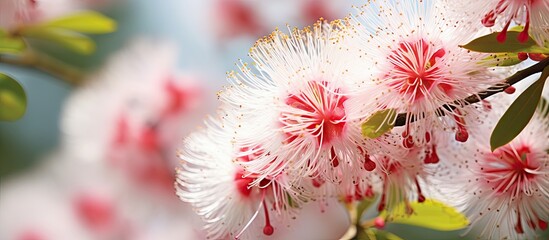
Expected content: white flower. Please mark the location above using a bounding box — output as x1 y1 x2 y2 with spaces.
455 0 549 46
437 96 549 239
61 39 206 199
346 0 503 146
176 116 308 240
218 20 386 189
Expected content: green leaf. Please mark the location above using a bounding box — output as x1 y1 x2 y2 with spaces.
42 11 116 34
490 66 549 151
356 196 377 222
0 72 27 121
362 109 396 139
0 29 26 54
380 199 469 231
481 53 523 67
21 27 95 54
356 228 403 240
461 31 548 53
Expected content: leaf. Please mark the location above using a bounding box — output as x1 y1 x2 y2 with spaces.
21 27 95 54
362 109 396 139
481 53 523 67
380 199 469 231
42 11 116 34
356 196 376 222
356 228 403 240
490 66 549 151
0 29 26 54
0 72 27 121
461 31 548 53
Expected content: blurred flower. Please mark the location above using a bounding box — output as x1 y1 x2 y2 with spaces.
347 0 503 145
61 39 209 201
0 0 81 29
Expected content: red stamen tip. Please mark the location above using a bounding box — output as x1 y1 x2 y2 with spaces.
518 31 529 43
496 32 507 43
539 220 548 230
455 128 469 142
403 136 414 148
504 86 516 94
374 217 385 229
263 225 274 236
517 52 528 61
364 159 376 171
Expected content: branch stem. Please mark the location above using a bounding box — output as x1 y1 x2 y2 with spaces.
0 52 85 86
394 57 549 126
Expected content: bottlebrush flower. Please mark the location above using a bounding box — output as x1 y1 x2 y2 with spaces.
218 20 387 189
176 116 308 240
455 0 549 46
61 39 206 199
366 131 445 212
347 0 503 146
436 97 549 239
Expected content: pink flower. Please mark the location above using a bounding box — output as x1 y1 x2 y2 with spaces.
218 21 386 189
176 116 308 240
437 97 549 239
347 0 503 146
462 0 549 45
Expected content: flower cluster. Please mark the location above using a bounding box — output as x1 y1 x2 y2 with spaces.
176 0 549 239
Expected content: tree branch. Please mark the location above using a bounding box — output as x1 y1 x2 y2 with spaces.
0 52 85 86
394 57 549 126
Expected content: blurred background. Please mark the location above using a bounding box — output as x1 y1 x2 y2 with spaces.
1 0 547 239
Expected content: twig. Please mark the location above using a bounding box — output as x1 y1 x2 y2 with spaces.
394 58 549 126
0 52 85 86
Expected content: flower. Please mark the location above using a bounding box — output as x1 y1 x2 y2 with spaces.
61 39 206 199
176 116 308 240
436 97 549 239
218 20 386 189
0 0 81 30
347 0 503 145
458 0 549 45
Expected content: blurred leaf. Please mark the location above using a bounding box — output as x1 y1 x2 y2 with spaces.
42 11 117 34
356 228 403 240
380 199 469 231
0 72 27 121
491 66 549 151
481 53 523 67
362 109 396 139
356 197 376 222
461 31 548 53
0 29 26 54
21 27 95 54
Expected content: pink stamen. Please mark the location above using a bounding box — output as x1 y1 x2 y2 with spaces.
262 200 274 236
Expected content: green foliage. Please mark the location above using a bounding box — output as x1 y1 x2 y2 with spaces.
356 197 376 222
461 31 548 53
361 109 396 139
481 52 523 67
17 11 116 55
0 29 26 54
490 66 549 151
21 27 96 54
356 228 403 240
380 199 469 231
41 11 117 33
0 72 27 121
